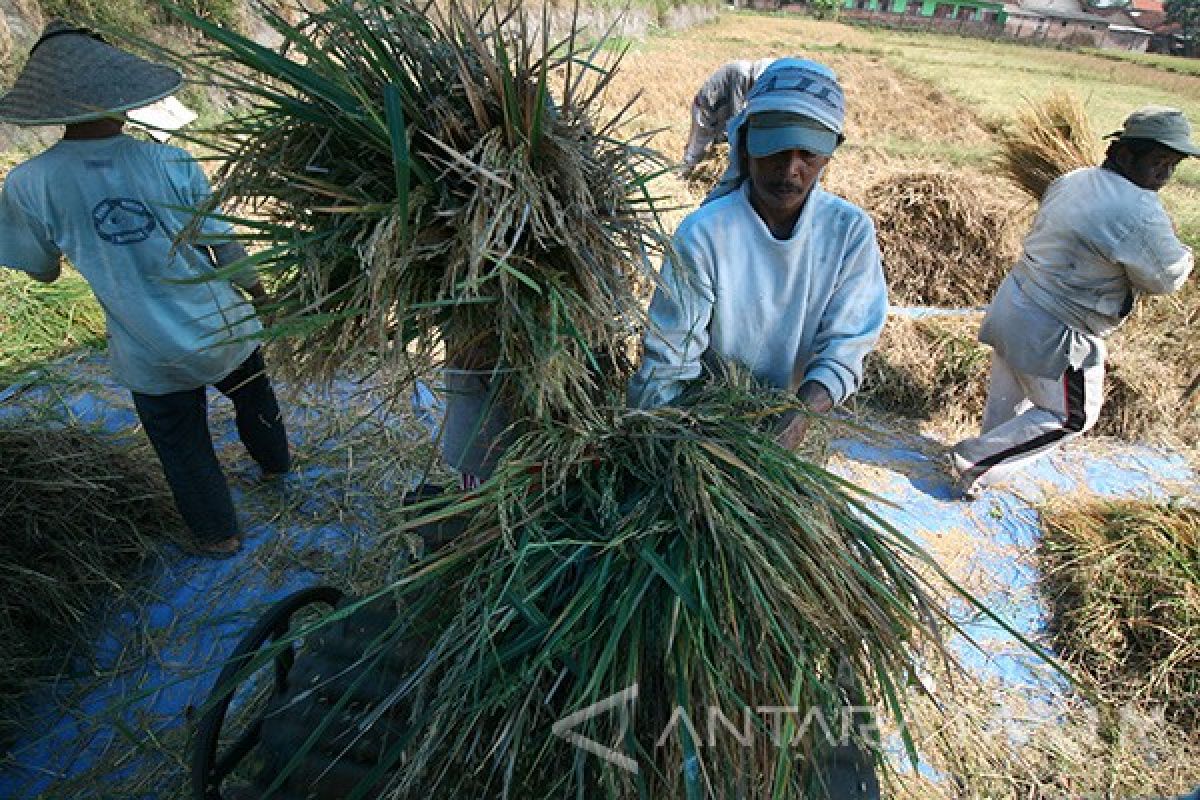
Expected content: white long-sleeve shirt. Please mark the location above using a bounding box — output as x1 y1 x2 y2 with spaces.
629 182 887 409
980 166 1193 378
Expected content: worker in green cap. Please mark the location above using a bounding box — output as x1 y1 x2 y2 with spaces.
949 106 1195 497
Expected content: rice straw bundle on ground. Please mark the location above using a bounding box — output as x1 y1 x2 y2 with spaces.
0 424 178 744
683 141 727 196
1103 282 1200 446
891 668 1200 799
1039 498 1200 730
168 0 670 423
863 170 1025 307
996 91 1101 200
0 268 105 383
857 313 989 436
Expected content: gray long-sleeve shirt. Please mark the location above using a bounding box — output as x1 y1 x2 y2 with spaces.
682 58 775 167
980 166 1192 378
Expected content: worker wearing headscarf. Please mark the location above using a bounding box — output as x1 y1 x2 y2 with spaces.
633 57 887 453
681 57 775 174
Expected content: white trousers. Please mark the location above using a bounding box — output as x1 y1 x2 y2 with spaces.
952 351 1105 492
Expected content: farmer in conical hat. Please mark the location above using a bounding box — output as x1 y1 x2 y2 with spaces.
0 21 290 556
680 57 774 176
632 57 888 453
949 106 1195 498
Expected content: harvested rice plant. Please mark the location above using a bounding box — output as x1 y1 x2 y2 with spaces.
0 423 178 744
857 314 990 438
1040 499 1200 730
864 170 1024 308
144 4 1062 796
0 4 1198 800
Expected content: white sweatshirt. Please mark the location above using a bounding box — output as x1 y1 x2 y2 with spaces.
629 181 887 409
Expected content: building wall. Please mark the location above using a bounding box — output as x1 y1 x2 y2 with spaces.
1003 13 1106 42
843 0 1004 19
1101 28 1151 50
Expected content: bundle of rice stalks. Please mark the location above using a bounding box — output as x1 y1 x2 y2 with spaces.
0 424 178 743
857 314 989 436
863 170 1025 307
0 267 105 383
892 671 1200 800
1103 281 1200 446
996 91 1102 201
1039 498 1200 730
242 368 1060 799
683 141 727 196
164 0 670 424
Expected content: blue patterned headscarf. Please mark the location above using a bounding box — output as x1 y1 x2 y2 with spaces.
704 57 846 204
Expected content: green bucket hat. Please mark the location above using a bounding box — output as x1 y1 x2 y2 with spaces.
1107 106 1200 157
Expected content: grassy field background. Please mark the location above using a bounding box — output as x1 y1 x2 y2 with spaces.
604 11 1200 228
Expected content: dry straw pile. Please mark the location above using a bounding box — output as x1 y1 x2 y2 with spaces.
1105 282 1200 445
1039 498 1200 731
893 670 1200 799
857 314 989 436
0 424 176 743
864 170 1025 308
683 141 727 196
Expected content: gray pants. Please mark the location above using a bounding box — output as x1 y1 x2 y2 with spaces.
952 350 1104 493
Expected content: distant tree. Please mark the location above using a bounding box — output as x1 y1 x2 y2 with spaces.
811 0 842 19
1165 0 1200 56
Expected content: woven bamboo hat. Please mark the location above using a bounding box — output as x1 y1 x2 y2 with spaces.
0 20 182 126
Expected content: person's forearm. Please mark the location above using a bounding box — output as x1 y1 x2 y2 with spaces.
210 241 259 290
797 380 834 414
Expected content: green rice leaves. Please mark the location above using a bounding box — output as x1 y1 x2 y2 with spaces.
162 0 669 422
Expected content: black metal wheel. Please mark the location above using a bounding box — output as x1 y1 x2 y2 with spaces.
191 585 345 800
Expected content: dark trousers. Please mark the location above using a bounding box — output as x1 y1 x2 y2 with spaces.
133 348 290 543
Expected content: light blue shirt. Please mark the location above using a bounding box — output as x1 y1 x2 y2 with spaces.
0 135 259 394
629 182 888 409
